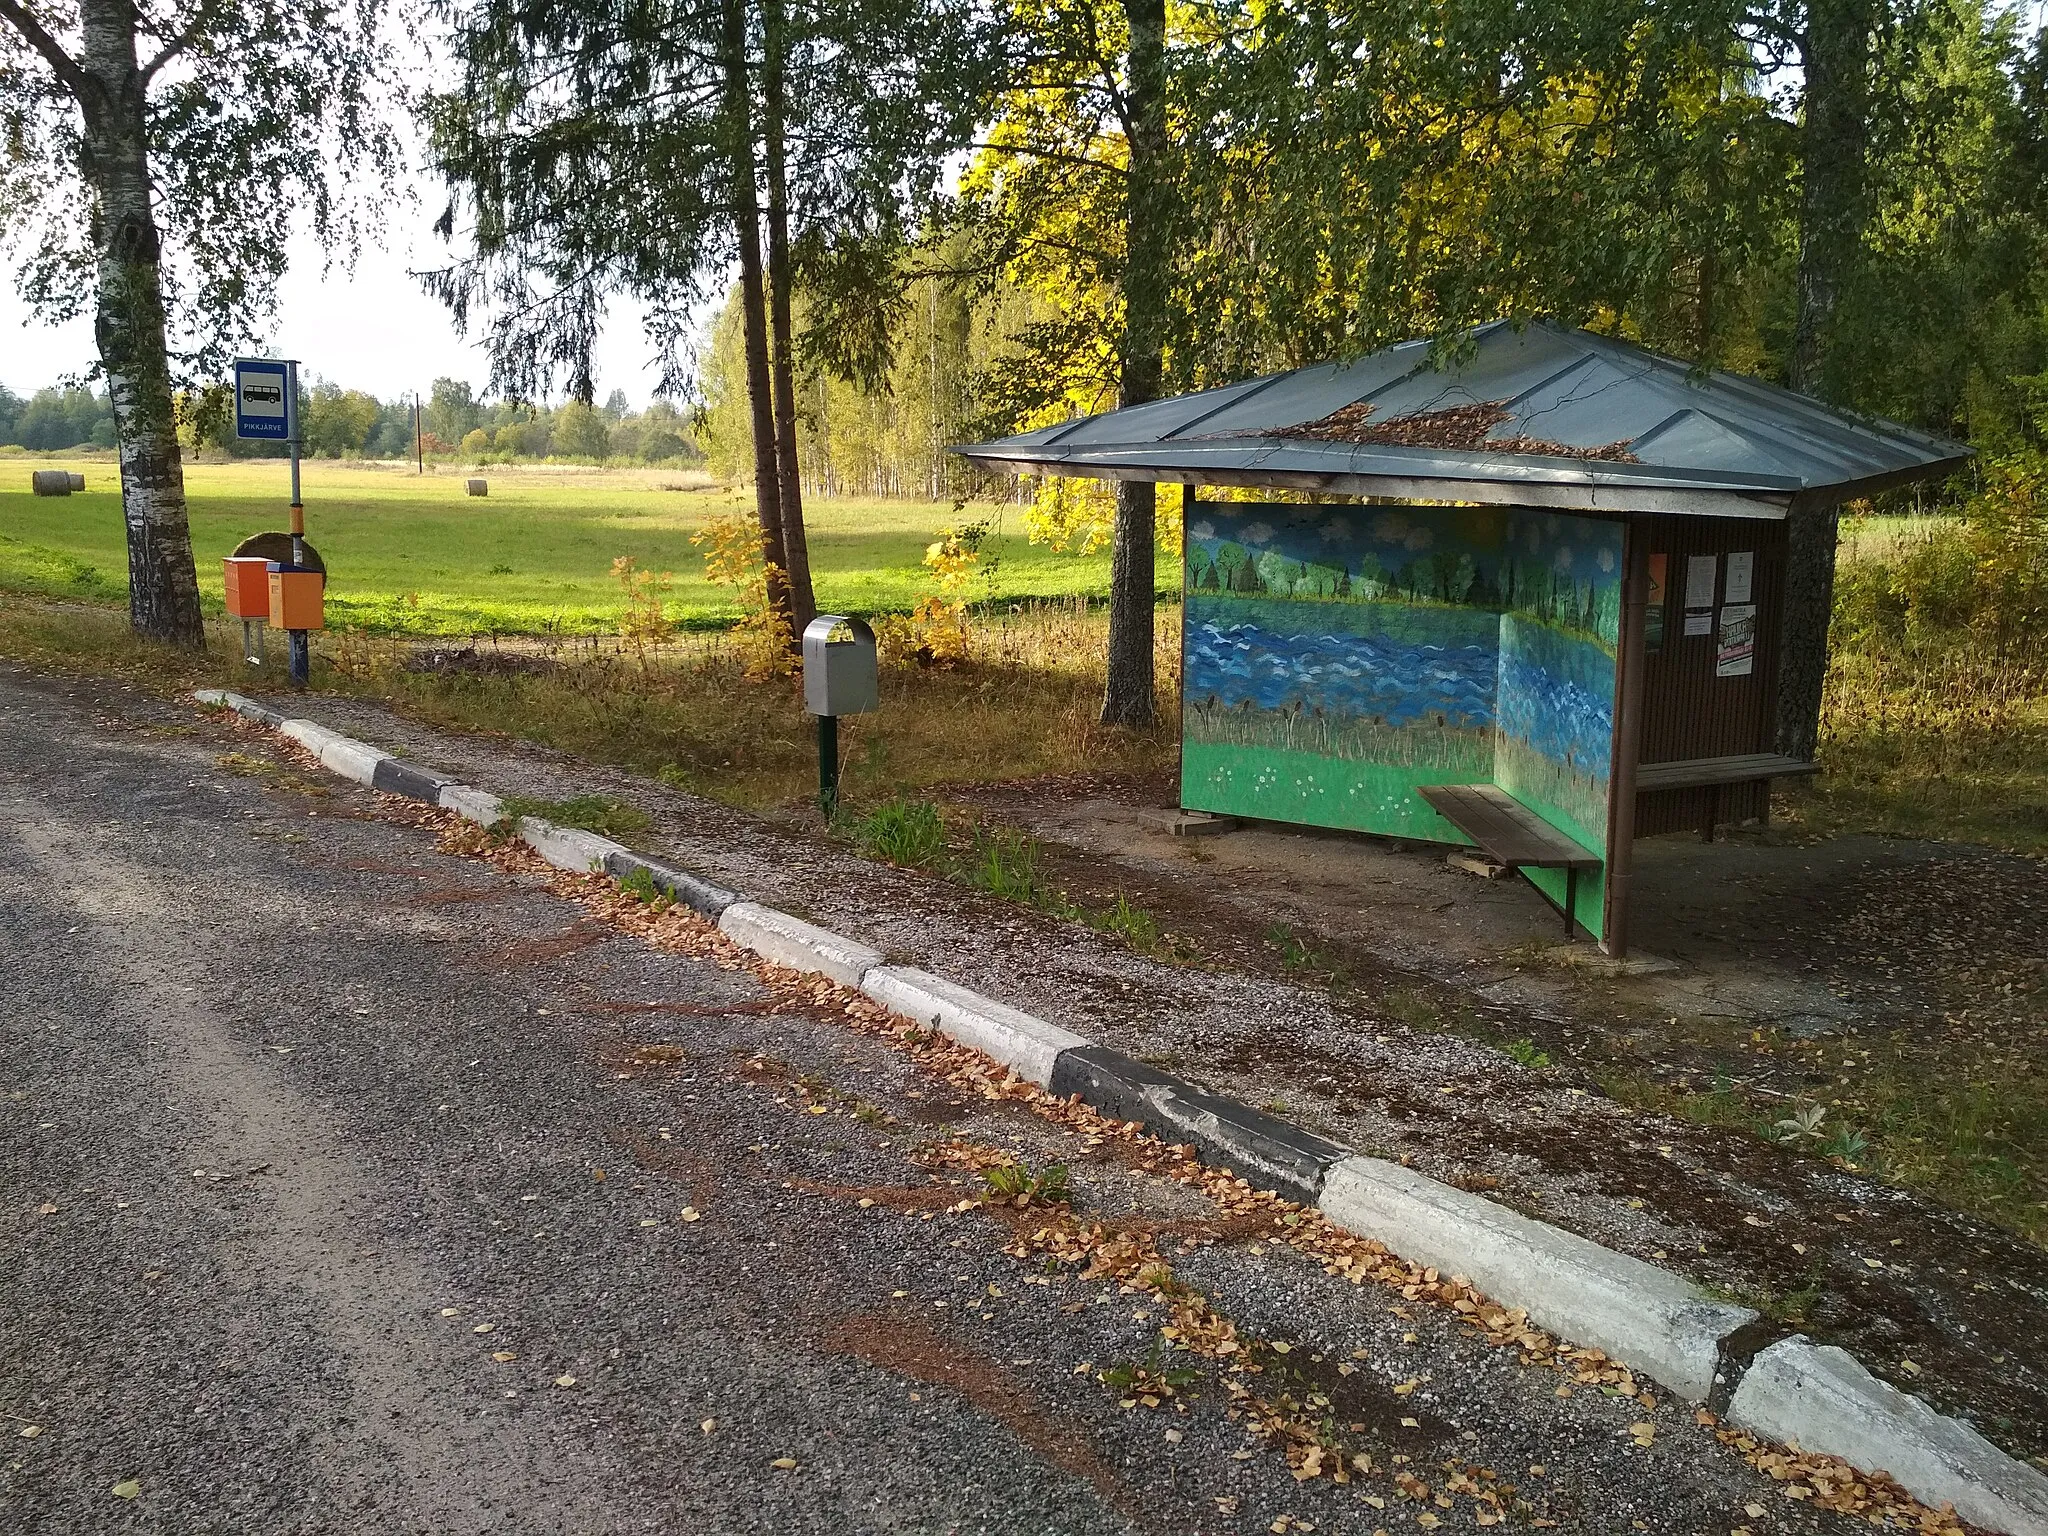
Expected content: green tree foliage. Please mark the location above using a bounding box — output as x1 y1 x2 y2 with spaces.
0 0 396 644
302 381 383 457
423 378 483 446
425 0 991 644
551 399 611 460
0 384 115 448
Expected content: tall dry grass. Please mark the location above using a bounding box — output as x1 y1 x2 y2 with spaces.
329 597 1185 811
1810 456 2048 853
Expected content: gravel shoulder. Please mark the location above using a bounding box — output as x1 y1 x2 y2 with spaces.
273 690 2048 1470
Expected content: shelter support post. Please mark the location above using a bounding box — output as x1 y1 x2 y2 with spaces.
1601 524 1652 957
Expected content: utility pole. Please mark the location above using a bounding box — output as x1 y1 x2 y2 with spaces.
414 391 424 474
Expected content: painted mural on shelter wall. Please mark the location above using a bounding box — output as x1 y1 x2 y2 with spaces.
1181 501 1622 934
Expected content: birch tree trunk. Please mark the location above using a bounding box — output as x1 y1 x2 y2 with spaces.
1100 0 1168 728
78 0 204 647
720 0 794 641
761 0 817 637
1777 0 1874 761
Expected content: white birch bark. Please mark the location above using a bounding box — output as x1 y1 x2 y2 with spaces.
78 0 205 645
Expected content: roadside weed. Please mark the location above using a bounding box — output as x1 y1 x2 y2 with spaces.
850 796 947 868
500 793 653 842
980 1161 1072 1207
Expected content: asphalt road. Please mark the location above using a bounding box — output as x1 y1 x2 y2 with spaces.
1 667 1879 1535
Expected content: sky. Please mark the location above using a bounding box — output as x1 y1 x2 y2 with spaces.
0 215 671 409
0 20 680 412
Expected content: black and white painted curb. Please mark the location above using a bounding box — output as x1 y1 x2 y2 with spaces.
195 687 2048 1536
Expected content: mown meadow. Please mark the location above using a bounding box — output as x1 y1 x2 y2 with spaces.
0 456 1172 634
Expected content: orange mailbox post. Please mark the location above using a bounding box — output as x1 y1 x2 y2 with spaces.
268 565 324 635
222 556 272 666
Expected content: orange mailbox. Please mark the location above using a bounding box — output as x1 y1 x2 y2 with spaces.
222 557 272 620
268 565 325 631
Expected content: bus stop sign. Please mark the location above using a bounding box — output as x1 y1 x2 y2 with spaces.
234 358 293 440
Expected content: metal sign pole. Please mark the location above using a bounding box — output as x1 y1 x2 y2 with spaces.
286 359 309 687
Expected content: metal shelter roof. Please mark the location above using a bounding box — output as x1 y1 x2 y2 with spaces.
952 322 1971 519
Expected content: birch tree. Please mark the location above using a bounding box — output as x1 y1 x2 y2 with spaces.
0 0 394 645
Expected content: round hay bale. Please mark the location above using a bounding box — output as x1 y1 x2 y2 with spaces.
229 531 327 576
67 471 85 491
31 470 72 496
467 478 488 497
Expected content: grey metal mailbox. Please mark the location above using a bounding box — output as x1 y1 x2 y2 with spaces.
802 615 878 718
802 614 877 818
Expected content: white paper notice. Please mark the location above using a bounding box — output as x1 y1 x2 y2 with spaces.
1725 550 1754 604
1683 611 1712 637
1685 553 1717 610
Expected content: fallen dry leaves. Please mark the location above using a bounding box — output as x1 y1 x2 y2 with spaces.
417 806 1974 1533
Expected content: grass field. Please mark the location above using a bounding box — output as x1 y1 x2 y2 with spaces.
0 456 1159 635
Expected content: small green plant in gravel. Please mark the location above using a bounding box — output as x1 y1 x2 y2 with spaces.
1502 1038 1552 1070
499 793 653 842
849 796 948 868
964 824 1077 916
1774 1101 1829 1145
980 1160 1071 1207
1100 1342 1200 1401
1823 1122 1871 1163
1090 894 1166 952
617 865 670 908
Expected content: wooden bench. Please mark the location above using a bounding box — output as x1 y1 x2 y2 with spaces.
1634 753 1817 840
1417 783 1601 937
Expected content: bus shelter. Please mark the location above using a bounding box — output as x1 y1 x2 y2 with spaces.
954 322 1970 957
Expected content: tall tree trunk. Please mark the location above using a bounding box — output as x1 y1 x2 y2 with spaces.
721 0 794 641
1101 0 1169 728
77 0 203 647
1778 0 1874 761
761 0 816 637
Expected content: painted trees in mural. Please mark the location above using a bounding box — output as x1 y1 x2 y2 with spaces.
1180 501 1623 935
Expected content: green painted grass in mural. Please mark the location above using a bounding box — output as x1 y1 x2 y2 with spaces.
1181 741 1487 844
1493 721 1609 847
1183 698 1497 775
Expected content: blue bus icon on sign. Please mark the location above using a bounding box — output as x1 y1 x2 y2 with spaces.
234 358 293 440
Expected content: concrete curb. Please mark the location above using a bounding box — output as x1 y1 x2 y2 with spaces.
372 758 461 803
602 851 739 919
186 686 2048 1534
439 784 506 826
518 818 624 875
194 688 285 729
861 965 1088 1089
1319 1156 1756 1404
1728 1337 2048 1536
1050 1045 1349 1204
318 734 392 787
716 901 883 989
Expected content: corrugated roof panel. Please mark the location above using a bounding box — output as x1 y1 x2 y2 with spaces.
1182 344 1429 436
1626 409 1811 480
1490 357 1681 450
1039 375 1274 446
952 322 1971 515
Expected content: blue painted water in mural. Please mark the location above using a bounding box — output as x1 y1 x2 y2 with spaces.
1187 618 1498 730
1495 653 1612 775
